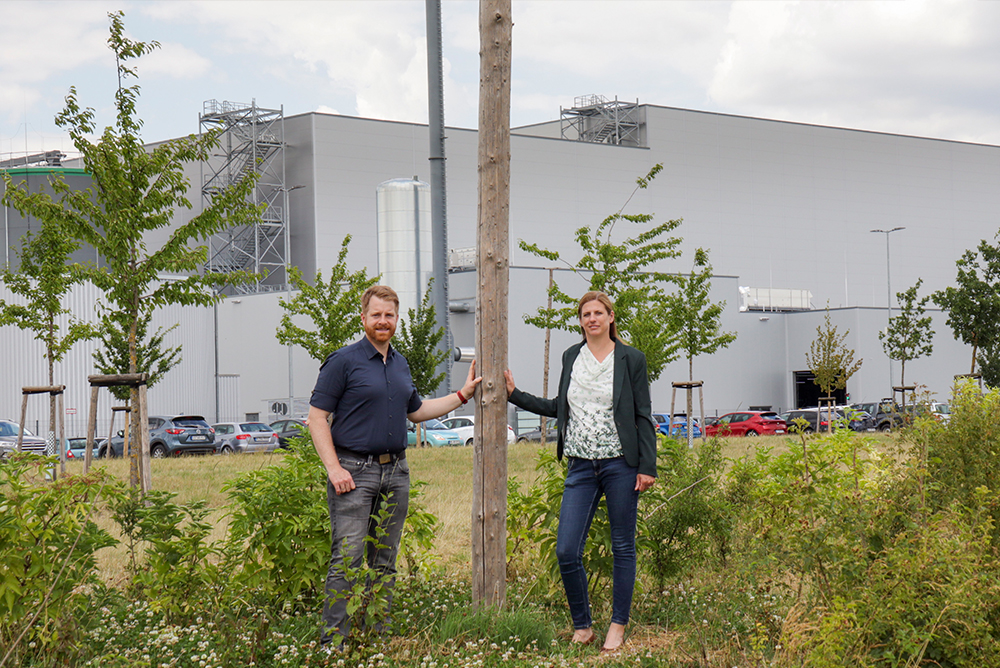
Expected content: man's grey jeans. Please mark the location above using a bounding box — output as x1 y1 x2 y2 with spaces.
321 452 409 644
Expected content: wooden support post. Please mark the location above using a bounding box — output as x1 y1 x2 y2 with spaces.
698 386 706 442
17 394 28 452
472 0 511 609
57 391 66 478
669 386 677 429
139 383 151 494
85 386 99 472
671 381 703 448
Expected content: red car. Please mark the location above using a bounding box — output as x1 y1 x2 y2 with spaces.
704 411 787 437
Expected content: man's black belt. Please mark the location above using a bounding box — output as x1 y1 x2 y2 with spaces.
338 447 406 464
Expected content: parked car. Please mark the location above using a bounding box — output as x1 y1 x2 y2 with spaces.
407 419 462 447
652 412 701 438
0 420 48 458
778 408 874 434
213 422 280 454
930 402 951 424
704 411 787 437
64 437 89 459
515 424 555 443
668 415 702 439
98 415 218 458
652 413 670 433
270 418 308 448
439 415 515 446
852 401 926 432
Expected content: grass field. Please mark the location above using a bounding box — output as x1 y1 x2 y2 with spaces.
70 433 805 583
10 428 926 667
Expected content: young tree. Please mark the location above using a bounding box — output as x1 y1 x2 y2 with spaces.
392 278 449 449
878 278 934 388
664 248 736 446
93 312 181 402
933 241 1000 375
392 278 449 397
519 164 682 380
806 309 863 431
1 12 260 488
276 235 377 362
0 220 95 447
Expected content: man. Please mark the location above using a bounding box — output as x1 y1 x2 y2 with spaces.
308 284 480 647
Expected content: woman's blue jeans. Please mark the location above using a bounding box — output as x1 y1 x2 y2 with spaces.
556 456 639 629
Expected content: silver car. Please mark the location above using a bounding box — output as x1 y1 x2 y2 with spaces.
212 422 280 454
0 420 48 458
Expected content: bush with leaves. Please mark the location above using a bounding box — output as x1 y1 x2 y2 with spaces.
643 436 734 587
126 491 228 622
224 432 440 615
276 235 377 362
794 501 1000 667
0 455 124 661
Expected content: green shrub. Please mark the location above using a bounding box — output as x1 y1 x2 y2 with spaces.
224 434 440 614
131 490 226 621
224 438 331 608
643 436 733 586
0 454 123 659
797 502 1000 667
924 381 1000 545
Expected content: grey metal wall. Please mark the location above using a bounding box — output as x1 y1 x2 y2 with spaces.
4 105 997 427
0 282 216 438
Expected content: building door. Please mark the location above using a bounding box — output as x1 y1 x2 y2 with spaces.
793 371 846 408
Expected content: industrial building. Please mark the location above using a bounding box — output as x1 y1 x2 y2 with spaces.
2 96 997 437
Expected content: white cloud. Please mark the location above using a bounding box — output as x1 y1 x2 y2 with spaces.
142 0 437 122
138 42 212 79
708 0 1000 142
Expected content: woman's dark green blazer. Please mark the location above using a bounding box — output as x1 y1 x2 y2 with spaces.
508 340 657 477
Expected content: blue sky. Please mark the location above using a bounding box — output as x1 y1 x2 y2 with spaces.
3 0 1000 160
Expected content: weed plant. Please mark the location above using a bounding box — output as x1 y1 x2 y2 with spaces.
9 395 1000 666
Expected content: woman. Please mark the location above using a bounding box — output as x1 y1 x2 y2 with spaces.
505 291 656 652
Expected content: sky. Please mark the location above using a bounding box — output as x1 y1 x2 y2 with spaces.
3 0 1000 161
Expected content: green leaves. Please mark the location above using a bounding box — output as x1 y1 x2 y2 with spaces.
879 278 934 387
517 163 684 381
0 215 96 384
663 247 736 381
3 10 261 426
92 312 181 399
933 240 1000 376
806 309 863 397
275 234 377 362
393 277 449 396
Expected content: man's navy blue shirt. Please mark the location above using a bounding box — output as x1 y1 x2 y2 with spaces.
309 337 422 455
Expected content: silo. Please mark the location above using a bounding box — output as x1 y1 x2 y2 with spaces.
376 178 432 320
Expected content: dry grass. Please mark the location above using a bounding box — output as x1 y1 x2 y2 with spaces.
68 432 894 584
68 443 550 582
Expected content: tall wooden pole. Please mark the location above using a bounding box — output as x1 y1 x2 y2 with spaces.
472 0 511 608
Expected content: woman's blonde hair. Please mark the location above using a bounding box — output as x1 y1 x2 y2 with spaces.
577 291 618 341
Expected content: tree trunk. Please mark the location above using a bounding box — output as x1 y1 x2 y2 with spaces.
472 0 511 610
540 268 553 445
687 356 694 449
129 299 141 490
48 336 56 478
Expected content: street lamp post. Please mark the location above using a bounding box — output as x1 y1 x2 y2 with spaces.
279 184 305 418
871 227 905 394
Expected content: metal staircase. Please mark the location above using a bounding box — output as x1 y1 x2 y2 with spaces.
560 95 644 146
200 100 288 294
